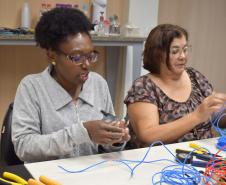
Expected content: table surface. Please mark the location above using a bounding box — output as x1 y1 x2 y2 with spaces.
24 137 225 185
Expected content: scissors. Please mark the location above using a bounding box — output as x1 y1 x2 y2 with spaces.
0 172 27 185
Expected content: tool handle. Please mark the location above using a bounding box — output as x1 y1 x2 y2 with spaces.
28 179 45 185
189 143 208 153
39 176 62 185
195 154 213 161
0 178 12 185
175 148 202 155
191 160 208 168
3 172 27 185
0 177 21 185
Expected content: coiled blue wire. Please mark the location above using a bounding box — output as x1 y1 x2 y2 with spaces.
58 140 217 185
210 106 226 137
210 105 226 151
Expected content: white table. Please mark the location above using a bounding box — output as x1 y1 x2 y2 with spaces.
25 138 225 185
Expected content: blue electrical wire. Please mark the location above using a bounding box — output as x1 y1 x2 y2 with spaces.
58 140 217 185
57 104 226 184
210 105 226 151
58 160 107 173
211 111 226 137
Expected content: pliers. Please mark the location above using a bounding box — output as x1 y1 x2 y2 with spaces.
28 176 61 185
0 172 27 185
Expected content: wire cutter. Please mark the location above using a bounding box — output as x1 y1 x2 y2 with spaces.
189 143 209 154
0 172 27 185
189 143 222 157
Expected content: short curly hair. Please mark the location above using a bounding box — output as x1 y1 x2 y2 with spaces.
35 7 92 51
143 24 188 74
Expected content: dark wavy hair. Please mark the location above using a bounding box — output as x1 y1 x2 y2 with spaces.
143 24 188 74
35 7 92 51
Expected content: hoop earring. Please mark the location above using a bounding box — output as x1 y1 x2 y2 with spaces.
51 61 56 66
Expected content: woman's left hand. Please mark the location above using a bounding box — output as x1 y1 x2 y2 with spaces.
110 120 131 143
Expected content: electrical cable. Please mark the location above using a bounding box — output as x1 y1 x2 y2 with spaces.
210 106 226 137
58 141 210 185
57 105 226 184
58 160 107 173
203 106 226 184
203 145 226 185
210 105 226 152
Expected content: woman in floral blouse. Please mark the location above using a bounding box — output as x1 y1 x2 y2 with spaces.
124 24 226 149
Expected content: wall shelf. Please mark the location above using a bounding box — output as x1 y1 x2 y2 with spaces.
0 34 145 46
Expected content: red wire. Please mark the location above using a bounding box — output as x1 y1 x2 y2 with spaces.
203 145 226 185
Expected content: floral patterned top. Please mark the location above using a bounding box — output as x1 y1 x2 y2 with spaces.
124 67 213 149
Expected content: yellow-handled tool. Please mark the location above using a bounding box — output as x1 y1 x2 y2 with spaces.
3 172 28 185
39 176 62 185
27 176 62 185
0 172 28 185
28 179 45 185
189 143 209 154
0 177 22 185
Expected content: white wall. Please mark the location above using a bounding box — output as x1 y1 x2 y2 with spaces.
158 0 226 92
122 0 159 116
128 0 159 76
128 0 159 37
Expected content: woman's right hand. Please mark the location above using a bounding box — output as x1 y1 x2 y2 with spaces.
194 92 226 124
83 120 126 145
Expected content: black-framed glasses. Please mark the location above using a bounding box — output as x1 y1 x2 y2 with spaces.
57 50 99 65
169 45 192 56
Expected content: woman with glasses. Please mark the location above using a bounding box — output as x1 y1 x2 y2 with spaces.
124 24 226 148
12 8 130 163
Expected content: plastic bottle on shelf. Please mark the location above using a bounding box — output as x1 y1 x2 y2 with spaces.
21 1 30 29
82 3 89 16
40 3 47 17
104 19 110 35
109 14 120 35
46 4 52 12
97 12 105 36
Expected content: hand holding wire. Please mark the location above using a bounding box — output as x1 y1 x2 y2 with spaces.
83 120 126 144
194 92 226 124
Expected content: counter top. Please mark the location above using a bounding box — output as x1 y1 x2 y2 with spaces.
91 34 146 42
0 34 146 44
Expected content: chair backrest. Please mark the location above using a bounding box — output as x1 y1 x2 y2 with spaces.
0 103 23 166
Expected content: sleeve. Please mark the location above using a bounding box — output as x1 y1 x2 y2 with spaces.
103 79 115 115
124 76 158 106
12 77 92 162
189 67 213 97
97 77 126 152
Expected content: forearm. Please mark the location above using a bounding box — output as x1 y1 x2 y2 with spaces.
137 112 200 144
12 122 91 162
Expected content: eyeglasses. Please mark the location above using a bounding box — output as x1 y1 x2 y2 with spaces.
169 45 192 56
57 50 99 65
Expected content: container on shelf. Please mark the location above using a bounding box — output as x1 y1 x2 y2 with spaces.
21 1 30 29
